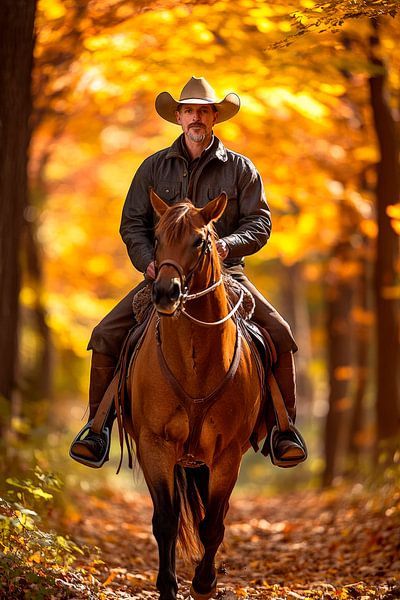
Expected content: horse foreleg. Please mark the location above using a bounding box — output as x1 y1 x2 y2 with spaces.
191 446 242 600
139 438 180 600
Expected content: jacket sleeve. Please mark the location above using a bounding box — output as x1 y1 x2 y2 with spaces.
222 159 271 258
119 158 155 273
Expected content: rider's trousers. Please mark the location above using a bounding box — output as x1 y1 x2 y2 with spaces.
87 266 297 359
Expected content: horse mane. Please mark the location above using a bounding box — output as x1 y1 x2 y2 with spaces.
156 200 217 244
156 202 193 244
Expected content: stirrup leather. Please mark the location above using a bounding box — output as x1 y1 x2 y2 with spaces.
69 419 111 469
269 423 308 468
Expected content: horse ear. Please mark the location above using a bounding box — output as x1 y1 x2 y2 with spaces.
200 193 228 225
150 189 169 216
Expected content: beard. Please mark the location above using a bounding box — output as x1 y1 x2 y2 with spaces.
187 127 206 143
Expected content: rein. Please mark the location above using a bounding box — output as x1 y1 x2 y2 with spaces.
181 287 244 327
155 317 242 405
153 227 245 406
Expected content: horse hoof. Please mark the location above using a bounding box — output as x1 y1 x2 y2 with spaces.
189 583 217 600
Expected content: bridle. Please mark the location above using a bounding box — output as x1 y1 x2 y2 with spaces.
155 227 212 296
154 228 244 327
153 225 244 406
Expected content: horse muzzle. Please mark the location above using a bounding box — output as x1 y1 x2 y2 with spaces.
152 277 182 316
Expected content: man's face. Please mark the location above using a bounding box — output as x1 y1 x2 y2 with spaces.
175 104 218 143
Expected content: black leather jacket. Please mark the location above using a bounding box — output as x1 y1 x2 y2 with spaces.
120 134 271 273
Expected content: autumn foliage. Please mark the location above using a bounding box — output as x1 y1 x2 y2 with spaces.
0 0 400 597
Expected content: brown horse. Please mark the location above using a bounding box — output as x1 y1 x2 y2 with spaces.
128 190 264 600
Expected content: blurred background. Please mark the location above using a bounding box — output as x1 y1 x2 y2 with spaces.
1 0 399 497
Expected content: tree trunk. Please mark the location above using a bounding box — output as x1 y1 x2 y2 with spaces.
22 216 54 405
347 249 371 467
280 261 314 409
0 0 37 433
323 243 355 487
369 20 400 446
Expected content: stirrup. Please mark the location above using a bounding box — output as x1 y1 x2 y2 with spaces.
269 423 308 468
69 419 111 469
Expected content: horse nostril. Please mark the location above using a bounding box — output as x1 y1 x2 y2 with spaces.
170 280 181 301
151 279 181 308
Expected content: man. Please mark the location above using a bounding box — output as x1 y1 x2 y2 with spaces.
70 76 306 468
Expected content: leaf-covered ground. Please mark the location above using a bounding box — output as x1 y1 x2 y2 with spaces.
50 482 400 600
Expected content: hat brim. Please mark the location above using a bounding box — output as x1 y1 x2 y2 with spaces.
155 91 240 124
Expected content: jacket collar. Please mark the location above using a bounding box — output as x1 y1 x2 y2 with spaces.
166 134 228 163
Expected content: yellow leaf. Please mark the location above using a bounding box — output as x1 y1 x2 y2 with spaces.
20 286 36 308
29 552 42 564
360 219 378 239
40 0 66 20
235 587 249 598
381 286 400 300
103 572 117 586
390 219 400 235
387 203 400 219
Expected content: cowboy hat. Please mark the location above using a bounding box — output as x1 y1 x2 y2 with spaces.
155 76 240 124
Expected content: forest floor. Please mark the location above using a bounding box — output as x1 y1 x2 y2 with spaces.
11 478 396 600
1 474 399 599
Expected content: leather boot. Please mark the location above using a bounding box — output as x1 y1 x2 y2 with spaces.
70 352 117 467
271 352 307 464
274 351 296 422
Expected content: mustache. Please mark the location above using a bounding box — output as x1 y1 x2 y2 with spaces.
189 123 206 129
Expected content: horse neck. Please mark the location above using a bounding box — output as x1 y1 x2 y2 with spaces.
160 250 237 380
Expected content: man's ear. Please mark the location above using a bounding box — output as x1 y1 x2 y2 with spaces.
200 193 228 225
150 189 169 217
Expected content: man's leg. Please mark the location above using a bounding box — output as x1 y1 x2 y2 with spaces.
228 267 306 463
70 281 147 466
274 350 296 422
70 351 117 464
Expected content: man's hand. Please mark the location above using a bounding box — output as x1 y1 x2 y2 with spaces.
145 261 156 280
216 239 229 260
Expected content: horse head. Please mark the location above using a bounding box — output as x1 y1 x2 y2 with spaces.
150 189 227 316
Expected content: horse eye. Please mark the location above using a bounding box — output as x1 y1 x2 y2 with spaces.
193 236 204 248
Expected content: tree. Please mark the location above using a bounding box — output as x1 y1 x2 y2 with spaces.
368 19 400 447
0 0 37 433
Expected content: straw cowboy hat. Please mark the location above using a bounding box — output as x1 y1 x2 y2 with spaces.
155 76 240 124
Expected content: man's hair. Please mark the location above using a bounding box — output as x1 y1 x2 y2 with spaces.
176 103 218 113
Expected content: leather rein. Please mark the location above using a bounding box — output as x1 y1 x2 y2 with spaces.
154 229 244 404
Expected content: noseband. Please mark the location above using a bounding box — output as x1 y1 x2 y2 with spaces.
155 229 213 298
154 229 244 327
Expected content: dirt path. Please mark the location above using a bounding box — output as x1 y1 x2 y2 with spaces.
64 484 399 599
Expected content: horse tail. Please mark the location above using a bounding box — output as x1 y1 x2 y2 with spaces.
174 464 208 562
